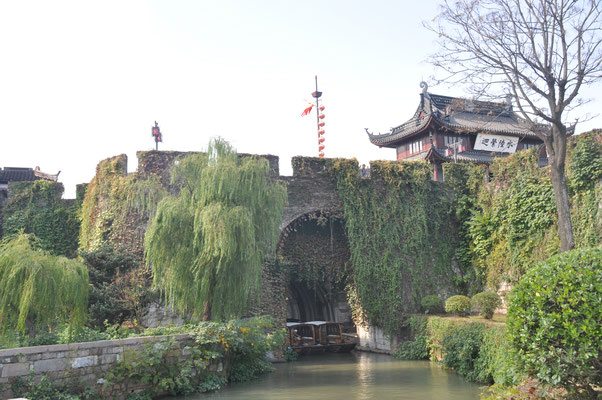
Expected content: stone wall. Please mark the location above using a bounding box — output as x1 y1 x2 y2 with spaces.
280 156 343 231
0 334 201 400
356 325 399 354
81 151 348 328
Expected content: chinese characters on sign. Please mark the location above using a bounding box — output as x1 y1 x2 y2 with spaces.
474 133 518 153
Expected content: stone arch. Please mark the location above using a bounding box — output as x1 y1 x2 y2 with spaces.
277 209 352 325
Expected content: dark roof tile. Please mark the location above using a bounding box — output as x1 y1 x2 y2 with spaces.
368 92 545 147
0 167 59 183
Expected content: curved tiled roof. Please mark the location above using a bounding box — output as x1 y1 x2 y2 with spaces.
368 92 543 147
0 167 59 183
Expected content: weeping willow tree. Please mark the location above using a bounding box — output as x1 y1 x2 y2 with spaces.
145 139 287 321
0 234 89 338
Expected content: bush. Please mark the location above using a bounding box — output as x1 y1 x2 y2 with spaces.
81 245 151 328
440 322 485 382
425 317 521 386
507 247 602 398
11 374 97 400
471 292 502 319
475 325 522 387
445 295 472 316
420 295 443 314
393 316 428 360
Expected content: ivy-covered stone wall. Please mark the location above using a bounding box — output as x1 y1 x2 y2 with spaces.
445 129 602 290
77 130 601 335
329 158 463 334
0 180 79 258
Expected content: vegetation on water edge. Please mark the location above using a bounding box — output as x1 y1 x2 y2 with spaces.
393 315 519 387
395 247 602 398
7 317 284 400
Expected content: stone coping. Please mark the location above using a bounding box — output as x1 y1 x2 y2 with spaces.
0 333 192 357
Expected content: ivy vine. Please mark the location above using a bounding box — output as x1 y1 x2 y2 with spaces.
1 180 79 258
329 159 460 334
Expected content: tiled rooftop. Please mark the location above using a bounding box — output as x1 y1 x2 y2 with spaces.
368 91 543 147
0 167 59 183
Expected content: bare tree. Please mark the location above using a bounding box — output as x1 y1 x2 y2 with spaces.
427 0 602 252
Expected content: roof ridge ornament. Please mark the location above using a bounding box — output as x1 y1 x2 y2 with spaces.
420 81 428 93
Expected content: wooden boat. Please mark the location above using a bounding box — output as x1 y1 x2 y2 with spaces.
307 321 357 353
286 322 327 355
286 321 357 354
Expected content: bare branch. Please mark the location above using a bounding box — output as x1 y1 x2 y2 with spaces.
425 0 602 129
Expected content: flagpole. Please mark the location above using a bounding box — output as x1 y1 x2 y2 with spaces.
311 75 323 157
315 76 320 143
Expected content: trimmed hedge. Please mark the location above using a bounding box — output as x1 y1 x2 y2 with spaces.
471 292 502 319
445 295 472 316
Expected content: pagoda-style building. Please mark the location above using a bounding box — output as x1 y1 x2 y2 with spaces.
366 85 547 181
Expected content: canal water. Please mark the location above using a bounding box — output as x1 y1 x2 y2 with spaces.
175 352 483 400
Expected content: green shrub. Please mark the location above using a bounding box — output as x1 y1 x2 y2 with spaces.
57 326 109 344
81 245 150 328
475 325 522 386
507 247 602 398
283 346 298 362
424 316 521 386
420 295 443 314
104 317 283 398
445 295 472 316
11 374 97 400
471 292 502 319
393 316 428 360
440 322 485 382
191 317 285 383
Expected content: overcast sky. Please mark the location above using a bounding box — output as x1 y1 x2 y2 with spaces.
1 0 600 198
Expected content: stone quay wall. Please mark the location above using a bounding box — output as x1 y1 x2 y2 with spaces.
0 334 200 400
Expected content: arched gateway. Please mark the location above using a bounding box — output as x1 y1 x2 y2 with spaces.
277 157 353 327
84 151 356 327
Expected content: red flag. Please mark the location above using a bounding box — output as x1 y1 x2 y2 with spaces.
301 104 313 116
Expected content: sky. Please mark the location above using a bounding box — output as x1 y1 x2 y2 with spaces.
1 0 601 198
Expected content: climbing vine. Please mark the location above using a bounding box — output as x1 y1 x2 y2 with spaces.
448 130 601 289
442 162 487 292
77 155 168 328
567 131 602 248
1 180 80 258
280 214 350 294
78 155 166 254
329 159 459 334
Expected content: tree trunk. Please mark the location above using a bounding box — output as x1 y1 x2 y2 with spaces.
25 318 36 339
544 126 575 252
202 300 212 321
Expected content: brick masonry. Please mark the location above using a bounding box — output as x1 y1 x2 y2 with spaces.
0 334 197 400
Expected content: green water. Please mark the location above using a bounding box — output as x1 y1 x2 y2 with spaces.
175 352 483 400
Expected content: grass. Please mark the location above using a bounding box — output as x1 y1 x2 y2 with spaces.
419 313 507 326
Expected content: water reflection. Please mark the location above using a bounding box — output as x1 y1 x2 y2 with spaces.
173 352 482 400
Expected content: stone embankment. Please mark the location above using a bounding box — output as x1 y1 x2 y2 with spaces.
0 334 195 399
